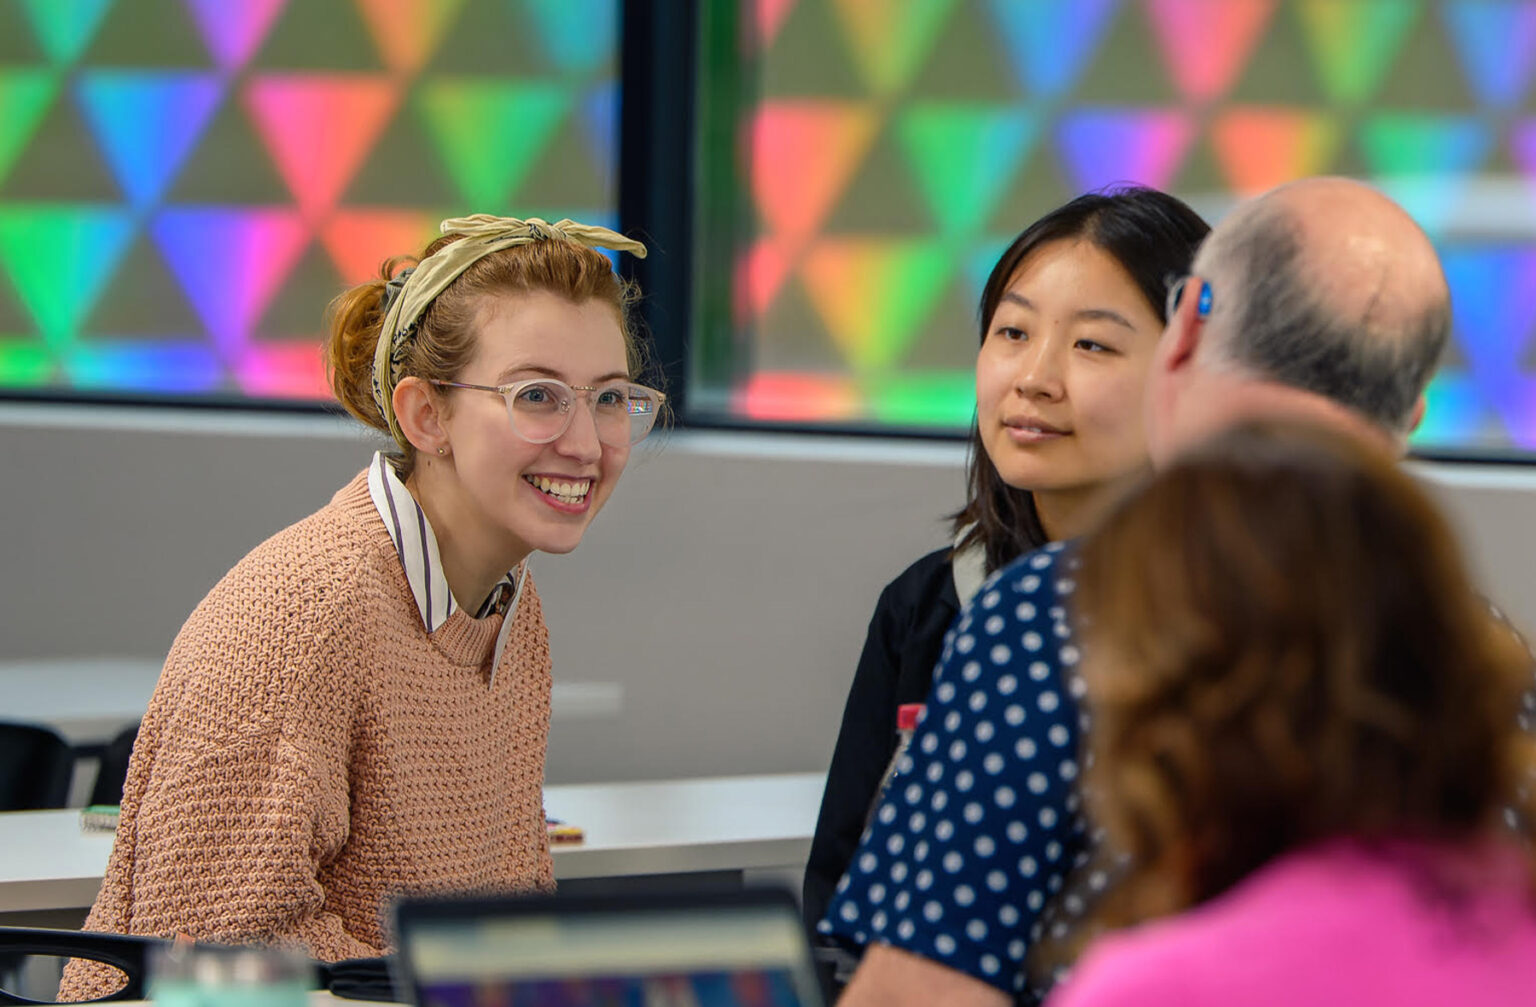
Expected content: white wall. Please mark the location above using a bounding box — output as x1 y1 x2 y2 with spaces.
3 402 1535 785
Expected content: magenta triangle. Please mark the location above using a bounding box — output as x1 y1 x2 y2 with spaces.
1056 109 1195 192
150 207 309 353
184 0 289 69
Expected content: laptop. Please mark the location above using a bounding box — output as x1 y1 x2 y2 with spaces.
392 887 826 1007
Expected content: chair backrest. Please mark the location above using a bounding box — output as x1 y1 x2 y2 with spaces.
87 724 139 809
0 723 73 812
0 928 161 1004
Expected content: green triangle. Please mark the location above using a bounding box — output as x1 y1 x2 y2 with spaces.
1073 1 1179 103
899 271 984 371
801 239 955 370
865 368 974 429
0 94 121 200
416 80 571 209
897 104 1038 235
424 1 537 76
819 123 932 234
1294 0 1423 104
0 70 58 187
1373 8 1476 111
1227 4 1327 105
831 0 958 96
341 101 458 206
19 0 115 65
906 4 1020 101
0 337 54 385
0 206 135 343
254 0 381 71
255 239 338 339
0 2 44 60
0 255 34 332
510 111 611 213
165 92 290 203
78 230 203 337
83 0 213 67
761 0 867 98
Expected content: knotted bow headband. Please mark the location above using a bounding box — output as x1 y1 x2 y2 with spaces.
370 214 649 451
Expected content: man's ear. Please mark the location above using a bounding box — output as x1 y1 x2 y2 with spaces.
1405 393 1427 435
393 377 448 455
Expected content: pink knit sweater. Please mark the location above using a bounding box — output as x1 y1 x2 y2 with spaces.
62 472 553 999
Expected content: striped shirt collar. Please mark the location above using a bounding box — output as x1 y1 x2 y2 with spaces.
366 453 526 666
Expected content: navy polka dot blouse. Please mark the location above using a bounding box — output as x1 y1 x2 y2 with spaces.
821 542 1091 1000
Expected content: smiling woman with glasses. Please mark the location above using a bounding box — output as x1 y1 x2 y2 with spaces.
62 215 657 1000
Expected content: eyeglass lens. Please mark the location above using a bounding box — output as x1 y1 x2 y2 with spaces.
505 380 659 446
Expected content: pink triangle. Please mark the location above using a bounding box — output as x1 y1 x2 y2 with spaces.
735 237 795 326
321 210 437 285
750 101 880 241
237 342 328 398
183 0 288 69
758 0 798 46
1148 0 1277 102
152 208 310 352
244 74 400 218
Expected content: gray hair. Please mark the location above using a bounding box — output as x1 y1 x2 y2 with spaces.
1202 208 1450 433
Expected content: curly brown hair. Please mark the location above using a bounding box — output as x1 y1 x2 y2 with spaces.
1073 421 1536 932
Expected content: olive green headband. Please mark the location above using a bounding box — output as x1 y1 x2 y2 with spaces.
370 214 649 451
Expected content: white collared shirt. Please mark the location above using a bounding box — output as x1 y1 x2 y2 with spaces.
366 452 526 671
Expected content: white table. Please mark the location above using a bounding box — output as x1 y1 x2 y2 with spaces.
1 658 631 750
0 773 824 919
1 658 162 748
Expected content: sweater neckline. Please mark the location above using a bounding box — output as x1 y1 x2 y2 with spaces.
333 471 517 672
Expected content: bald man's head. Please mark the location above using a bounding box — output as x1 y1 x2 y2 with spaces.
1193 177 1450 434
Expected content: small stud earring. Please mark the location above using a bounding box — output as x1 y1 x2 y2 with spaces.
437 447 446 455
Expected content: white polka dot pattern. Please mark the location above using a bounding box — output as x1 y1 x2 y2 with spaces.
822 543 1088 997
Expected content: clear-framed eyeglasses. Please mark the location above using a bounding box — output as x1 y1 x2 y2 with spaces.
429 377 665 447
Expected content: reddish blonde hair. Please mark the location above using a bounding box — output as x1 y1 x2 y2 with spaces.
1075 421 1535 929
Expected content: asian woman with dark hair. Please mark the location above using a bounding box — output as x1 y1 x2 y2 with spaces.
804 187 1210 958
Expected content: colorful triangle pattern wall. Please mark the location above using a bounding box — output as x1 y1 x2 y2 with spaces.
0 0 618 400
726 0 1536 453
3 0 1536 455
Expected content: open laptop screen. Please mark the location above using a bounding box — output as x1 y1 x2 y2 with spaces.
393 889 824 1007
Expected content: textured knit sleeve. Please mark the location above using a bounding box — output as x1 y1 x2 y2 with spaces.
60 525 375 1001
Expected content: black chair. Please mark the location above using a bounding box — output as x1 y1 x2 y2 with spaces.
0 928 162 1004
0 724 74 812
86 724 139 809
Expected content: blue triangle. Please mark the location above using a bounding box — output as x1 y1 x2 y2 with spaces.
579 82 617 194
1440 1 1536 108
1411 371 1495 448
986 0 1120 97
1440 246 1536 434
522 0 617 74
75 72 223 208
1441 247 1536 375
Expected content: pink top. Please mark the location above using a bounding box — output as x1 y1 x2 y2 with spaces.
1048 838 1536 1007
